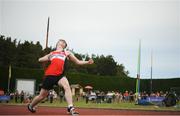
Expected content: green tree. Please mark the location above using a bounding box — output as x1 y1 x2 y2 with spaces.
0 35 17 66
95 55 117 76
16 41 43 68
116 64 129 77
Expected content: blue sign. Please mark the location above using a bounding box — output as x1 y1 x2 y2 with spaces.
0 95 10 102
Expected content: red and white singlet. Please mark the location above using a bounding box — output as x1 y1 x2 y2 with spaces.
45 51 67 76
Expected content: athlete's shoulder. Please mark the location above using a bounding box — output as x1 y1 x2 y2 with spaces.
50 50 58 54
51 50 64 54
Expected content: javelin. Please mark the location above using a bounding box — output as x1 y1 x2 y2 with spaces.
42 17 50 70
45 17 50 49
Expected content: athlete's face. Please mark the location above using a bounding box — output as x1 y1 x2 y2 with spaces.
56 40 66 50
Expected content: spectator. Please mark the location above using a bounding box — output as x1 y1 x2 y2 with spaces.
59 91 64 103
156 91 160 97
76 94 80 102
14 90 19 103
10 92 14 100
82 91 86 100
129 91 134 102
123 90 129 101
96 91 101 104
115 91 120 103
150 92 156 97
160 91 164 97
52 90 57 99
100 91 105 102
49 90 53 103
20 90 24 103
119 92 123 102
24 93 30 103
112 91 115 103
106 91 113 103
85 91 90 104
141 91 148 99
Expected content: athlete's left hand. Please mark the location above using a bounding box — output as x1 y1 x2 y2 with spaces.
88 59 94 64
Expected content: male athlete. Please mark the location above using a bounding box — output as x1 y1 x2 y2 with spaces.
27 39 94 115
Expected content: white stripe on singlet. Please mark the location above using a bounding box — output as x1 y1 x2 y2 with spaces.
50 53 66 61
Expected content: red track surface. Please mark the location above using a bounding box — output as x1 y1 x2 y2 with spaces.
0 104 180 115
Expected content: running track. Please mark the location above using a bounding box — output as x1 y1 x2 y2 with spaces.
0 104 180 115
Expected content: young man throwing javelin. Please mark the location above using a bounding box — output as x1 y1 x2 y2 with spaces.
27 39 94 115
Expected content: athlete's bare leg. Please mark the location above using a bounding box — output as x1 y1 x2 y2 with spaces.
30 88 49 107
58 76 73 106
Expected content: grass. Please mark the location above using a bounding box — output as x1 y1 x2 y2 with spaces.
5 98 180 111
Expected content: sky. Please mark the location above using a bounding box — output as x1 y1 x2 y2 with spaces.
0 0 180 79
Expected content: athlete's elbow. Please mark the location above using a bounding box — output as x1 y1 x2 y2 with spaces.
75 60 82 65
38 58 43 62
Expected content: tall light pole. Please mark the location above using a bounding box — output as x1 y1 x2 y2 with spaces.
150 50 153 94
7 65 11 93
136 40 141 102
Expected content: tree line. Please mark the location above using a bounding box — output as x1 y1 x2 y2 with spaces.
0 35 129 77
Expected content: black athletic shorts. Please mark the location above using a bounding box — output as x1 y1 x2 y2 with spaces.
42 75 64 90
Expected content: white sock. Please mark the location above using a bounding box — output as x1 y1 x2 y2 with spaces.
68 104 73 108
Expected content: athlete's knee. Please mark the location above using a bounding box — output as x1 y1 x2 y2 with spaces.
38 94 46 100
63 84 71 91
39 92 48 100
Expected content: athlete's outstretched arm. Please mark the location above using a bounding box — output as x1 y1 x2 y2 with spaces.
67 51 94 65
38 53 51 62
